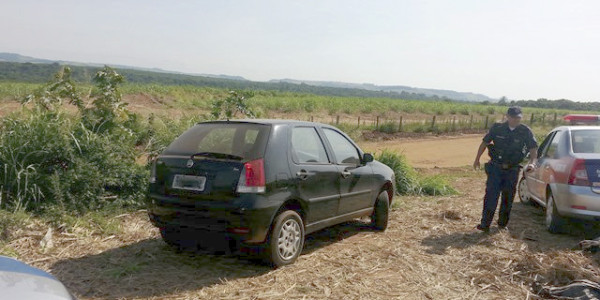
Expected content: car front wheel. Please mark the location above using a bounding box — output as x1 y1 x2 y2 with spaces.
266 210 305 268
518 176 532 205
371 191 390 231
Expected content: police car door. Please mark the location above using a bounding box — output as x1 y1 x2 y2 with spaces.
527 131 557 201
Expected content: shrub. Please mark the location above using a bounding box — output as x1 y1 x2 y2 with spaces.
376 149 456 196
417 175 457 196
0 67 148 213
375 150 419 195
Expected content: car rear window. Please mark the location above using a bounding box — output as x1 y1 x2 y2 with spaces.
572 130 600 153
163 123 270 160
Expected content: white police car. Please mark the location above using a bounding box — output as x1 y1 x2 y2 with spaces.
0 255 74 300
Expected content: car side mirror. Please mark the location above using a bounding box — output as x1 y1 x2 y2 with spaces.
362 153 374 163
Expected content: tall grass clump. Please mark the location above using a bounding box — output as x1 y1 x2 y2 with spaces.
375 149 456 196
375 150 419 195
417 175 457 196
0 67 147 213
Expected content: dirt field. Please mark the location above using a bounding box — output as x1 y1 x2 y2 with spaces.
360 135 483 168
7 137 600 299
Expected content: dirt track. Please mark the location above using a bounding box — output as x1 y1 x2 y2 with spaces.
360 134 483 168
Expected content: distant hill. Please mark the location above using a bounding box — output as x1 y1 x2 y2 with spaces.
0 52 247 81
270 79 494 102
0 52 494 102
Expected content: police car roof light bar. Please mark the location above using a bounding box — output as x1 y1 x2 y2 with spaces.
563 114 600 125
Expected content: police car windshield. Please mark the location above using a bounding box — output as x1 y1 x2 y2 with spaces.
572 130 600 154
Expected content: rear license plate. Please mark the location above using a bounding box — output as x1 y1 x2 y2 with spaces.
172 175 206 191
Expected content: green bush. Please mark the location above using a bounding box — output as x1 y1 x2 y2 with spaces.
0 67 148 213
375 150 419 195
375 149 456 196
417 175 457 196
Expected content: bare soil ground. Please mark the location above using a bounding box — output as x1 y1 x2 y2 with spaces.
360 134 483 168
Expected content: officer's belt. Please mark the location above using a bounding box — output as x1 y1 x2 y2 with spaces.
489 161 521 170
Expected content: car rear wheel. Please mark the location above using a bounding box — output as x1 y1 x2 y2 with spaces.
371 191 390 231
518 176 532 205
266 210 305 268
546 192 566 234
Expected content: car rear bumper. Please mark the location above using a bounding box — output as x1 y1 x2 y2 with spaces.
147 193 279 244
554 184 600 220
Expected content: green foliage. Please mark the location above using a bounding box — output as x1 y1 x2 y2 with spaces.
0 68 147 213
21 67 82 111
210 90 256 120
417 175 457 196
375 150 456 196
82 66 132 133
375 150 419 195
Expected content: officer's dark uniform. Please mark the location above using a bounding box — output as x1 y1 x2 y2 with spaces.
480 121 537 230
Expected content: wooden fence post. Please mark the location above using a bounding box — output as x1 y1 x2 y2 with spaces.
541 113 546 126
310 116 314 122
469 115 474 129
398 116 403 132
431 115 436 130
376 116 380 130
452 116 456 131
484 115 489 129
530 113 535 126
336 115 340 125
553 113 557 126
357 116 361 127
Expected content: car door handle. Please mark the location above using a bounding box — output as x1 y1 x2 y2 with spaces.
341 170 352 178
296 170 311 180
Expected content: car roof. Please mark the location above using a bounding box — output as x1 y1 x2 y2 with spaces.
199 119 334 128
552 125 600 131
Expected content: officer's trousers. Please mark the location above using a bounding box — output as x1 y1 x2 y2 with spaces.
480 163 520 229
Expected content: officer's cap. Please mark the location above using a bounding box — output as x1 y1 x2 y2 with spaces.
507 106 523 118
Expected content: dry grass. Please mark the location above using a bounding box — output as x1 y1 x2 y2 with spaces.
2 167 600 299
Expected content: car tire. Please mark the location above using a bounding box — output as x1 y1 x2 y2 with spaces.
371 191 390 231
266 210 305 268
159 226 182 248
518 176 532 205
546 191 566 234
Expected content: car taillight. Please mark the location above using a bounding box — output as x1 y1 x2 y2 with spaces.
236 158 266 193
568 159 590 186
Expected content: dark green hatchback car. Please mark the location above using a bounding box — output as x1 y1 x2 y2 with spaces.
147 119 395 267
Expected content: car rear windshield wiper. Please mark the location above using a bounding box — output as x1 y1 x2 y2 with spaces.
191 152 243 161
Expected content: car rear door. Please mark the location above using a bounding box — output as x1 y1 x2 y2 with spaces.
321 127 374 216
288 126 340 224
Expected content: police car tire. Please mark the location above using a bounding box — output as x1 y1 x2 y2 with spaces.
518 177 532 206
546 192 566 234
371 191 389 231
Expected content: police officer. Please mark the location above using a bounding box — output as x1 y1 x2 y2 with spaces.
473 106 538 232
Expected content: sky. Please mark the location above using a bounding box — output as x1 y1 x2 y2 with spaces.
2 0 600 101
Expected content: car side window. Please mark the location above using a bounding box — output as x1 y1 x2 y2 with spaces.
322 128 361 165
545 130 562 158
291 127 329 164
537 132 555 158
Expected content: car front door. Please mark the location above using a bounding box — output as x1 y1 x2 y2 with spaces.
527 131 556 200
321 127 375 216
288 126 340 224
